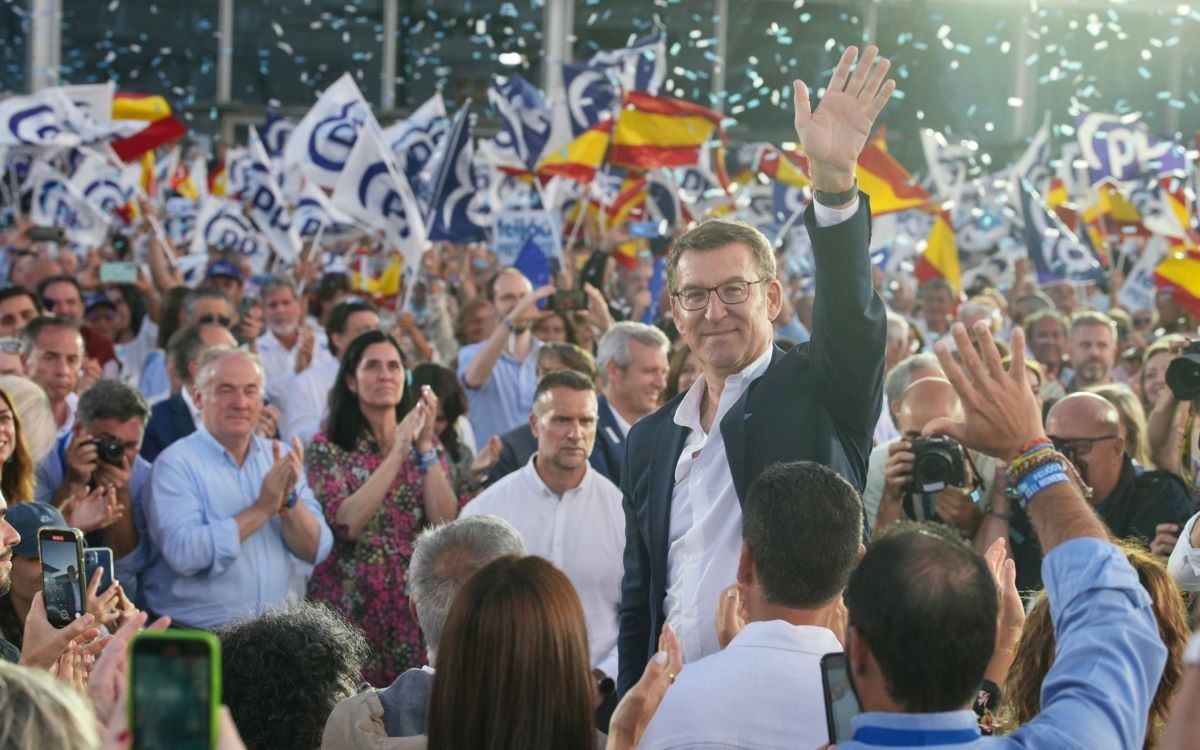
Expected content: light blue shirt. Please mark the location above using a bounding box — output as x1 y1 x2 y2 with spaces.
35 432 154 606
840 537 1166 750
457 338 541 451
143 425 333 628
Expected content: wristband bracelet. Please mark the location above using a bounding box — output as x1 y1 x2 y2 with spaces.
1009 462 1072 510
417 448 438 476
1016 437 1053 457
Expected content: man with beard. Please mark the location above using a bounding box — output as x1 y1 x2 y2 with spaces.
1066 312 1116 392
1005 392 1192 589
255 278 331 412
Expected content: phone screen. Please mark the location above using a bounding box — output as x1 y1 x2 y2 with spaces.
38 529 85 628
132 636 217 750
549 290 588 313
821 652 861 743
100 261 139 284
84 548 114 595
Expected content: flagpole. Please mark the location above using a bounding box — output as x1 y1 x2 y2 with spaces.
530 175 564 259
565 195 589 252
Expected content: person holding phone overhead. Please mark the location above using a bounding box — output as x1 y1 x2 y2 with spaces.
306 331 462 685
618 45 893 693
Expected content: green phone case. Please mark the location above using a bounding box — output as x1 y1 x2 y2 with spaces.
128 630 222 750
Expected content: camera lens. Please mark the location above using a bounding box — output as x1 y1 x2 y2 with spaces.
1166 353 1200 401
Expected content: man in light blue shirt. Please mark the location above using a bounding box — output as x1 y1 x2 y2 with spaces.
838 321 1166 750
144 347 332 629
457 269 552 450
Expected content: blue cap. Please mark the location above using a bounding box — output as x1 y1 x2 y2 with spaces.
8 503 67 558
206 259 242 280
83 292 115 311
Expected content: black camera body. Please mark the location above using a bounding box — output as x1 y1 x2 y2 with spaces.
92 436 126 466
1166 339 1200 402
907 435 969 495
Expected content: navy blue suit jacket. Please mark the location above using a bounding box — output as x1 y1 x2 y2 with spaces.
485 394 625 486
617 197 886 694
140 392 196 463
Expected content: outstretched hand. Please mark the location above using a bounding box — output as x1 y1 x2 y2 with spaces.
793 45 895 193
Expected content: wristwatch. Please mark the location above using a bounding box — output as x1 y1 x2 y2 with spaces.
813 179 859 207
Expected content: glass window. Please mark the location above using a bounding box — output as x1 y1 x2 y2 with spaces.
61 0 218 119
231 0 383 108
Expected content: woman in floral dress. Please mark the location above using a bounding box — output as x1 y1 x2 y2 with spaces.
306 330 463 685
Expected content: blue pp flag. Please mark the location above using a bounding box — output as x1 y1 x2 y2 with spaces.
642 256 666 325
514 235 551 289
427 101 486 243
1019 178 1104 284
561 63 618 136
488 74 552 172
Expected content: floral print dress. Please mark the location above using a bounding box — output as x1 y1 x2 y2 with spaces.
305 430 464 686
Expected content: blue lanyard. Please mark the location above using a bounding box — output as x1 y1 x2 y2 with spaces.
853 725 981 747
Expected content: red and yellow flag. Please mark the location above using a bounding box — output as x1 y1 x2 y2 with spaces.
757 145 810 188
855 136 932 216
111 91 187 162
1154 247 1200 318
610 92 726 176
536 119 613 184
914 210 962 294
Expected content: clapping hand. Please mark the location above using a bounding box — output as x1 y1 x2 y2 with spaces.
606 624 683 750
63 484 123 533
470 435 502 479
793 45 895 195
258 438 304 514
414 386 439 450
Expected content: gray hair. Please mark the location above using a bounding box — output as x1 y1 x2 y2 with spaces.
885 352 941 407
258 276 298 302
407 515 526 662
183 286 232 320
77 380 150 427
194 347 265 394
595 321 670 379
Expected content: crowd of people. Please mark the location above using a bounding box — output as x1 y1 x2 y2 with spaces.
0 43 1196 750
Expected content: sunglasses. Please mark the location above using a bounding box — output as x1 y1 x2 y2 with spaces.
0 338 20 354
197 314 233 327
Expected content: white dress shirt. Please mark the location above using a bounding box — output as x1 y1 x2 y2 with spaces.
257 327 333 412
281 358 339 443
639 619 842 750
663 197 857 665
665 345 773 664
461 454 625 678
1168 512 1200 591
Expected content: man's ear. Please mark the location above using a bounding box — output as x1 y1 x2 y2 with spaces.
529 410 540 440
736 539 754 587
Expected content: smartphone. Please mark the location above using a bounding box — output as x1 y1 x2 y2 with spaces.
821 652 861 744
100 261 140 284
239 295 258 318
628 220 665 239
37 527 86 628
84 547 114 595
26 226 66 243
130 631 222 750
549 289 589 313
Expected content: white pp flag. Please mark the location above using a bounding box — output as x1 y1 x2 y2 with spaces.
70 153 135 222
243 127 301 261
29 161 111 246
0 89 84 148
190 195 270 261
294 178 357 240
331 127 427 267
282 73 372 190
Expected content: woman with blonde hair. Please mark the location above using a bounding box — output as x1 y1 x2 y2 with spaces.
1001 541 1188 748
0 660 99 750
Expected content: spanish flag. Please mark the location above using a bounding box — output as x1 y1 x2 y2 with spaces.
536 119 613 184
111 91 188 162
1153 247 1200 318
610 92 725 174
757 145 810 188
914 210 962 294
855 136 932 216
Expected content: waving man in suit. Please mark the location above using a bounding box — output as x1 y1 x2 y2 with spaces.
617 45 894 693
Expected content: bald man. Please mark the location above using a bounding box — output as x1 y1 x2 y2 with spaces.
869 378 998 538
1008 392 1191 589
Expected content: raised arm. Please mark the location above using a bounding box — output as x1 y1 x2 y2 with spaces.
926 322 1164 749
795 46 893 436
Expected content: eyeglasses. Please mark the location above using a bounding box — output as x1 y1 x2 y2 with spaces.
198 314 233 327
1049 434 1119 456
672 279 771 312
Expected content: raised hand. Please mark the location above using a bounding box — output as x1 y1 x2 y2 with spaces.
793 45 895 194
415 386 440 450
63 485 123 533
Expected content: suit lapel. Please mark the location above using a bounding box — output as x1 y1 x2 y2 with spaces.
644 416 689 572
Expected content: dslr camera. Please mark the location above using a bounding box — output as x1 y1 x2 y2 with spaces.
906 435 969 495
92 435 126 466
1166 339 1200 402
